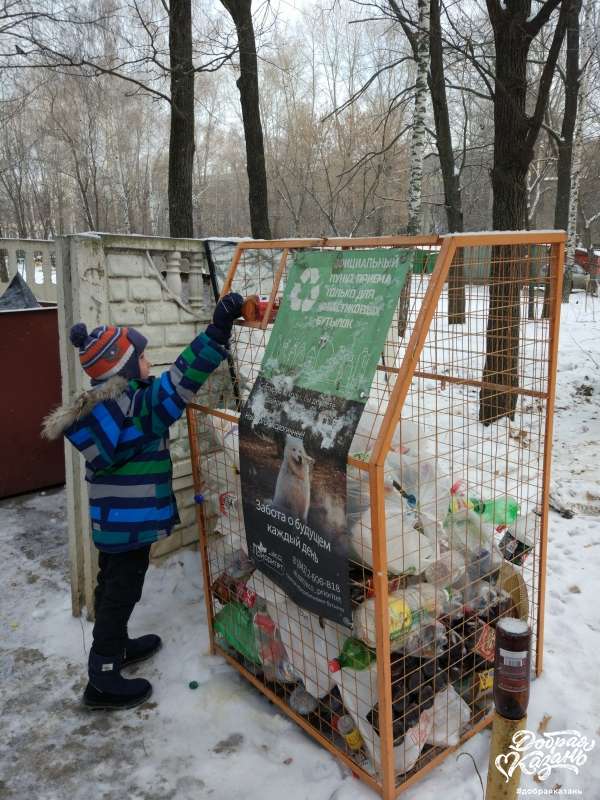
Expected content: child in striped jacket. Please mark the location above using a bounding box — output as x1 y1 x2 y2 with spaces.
43 293 244 709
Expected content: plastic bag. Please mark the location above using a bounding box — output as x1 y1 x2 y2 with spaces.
331 659 432 775
426 684 471 748
348 481 435 575
350 415 450 554
247 570 343 699
205 411 240 472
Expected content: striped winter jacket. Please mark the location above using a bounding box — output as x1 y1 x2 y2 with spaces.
43 332 226 553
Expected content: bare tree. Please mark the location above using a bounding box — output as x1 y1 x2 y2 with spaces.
479 0 571 424
219 0 271 239
551 0 583 300
0 1 235 237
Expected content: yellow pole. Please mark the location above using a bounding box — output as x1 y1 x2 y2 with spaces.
485 713 527 799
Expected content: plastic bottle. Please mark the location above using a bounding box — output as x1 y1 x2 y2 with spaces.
498 513 535 566
479 497 520 527
443 508 504 569
493 617 531 720
337 715 364 751
213 602 261 665
252 600 297 683
353 583 456 650
402 620 448 658
289 686 319 716
423 551 466 589
328 638 375 673
449 483 519 527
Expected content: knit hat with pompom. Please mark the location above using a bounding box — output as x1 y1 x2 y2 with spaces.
69 323 148 383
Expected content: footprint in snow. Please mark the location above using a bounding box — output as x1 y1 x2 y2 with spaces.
212 733 244 754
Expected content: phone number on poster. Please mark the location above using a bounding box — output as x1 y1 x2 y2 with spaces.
292 556 340 593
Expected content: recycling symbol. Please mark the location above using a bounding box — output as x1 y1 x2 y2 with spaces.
290 267 320 312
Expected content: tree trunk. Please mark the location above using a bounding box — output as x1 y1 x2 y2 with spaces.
220 0 271 239
480 9 530 425
554 0 581 303
480 0 569 424
564 77 585 293
405 0 430 235
168 0 195 238
396 0 430 340
429 0 465 323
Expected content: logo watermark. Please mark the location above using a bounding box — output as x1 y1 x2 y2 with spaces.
495 729 595 783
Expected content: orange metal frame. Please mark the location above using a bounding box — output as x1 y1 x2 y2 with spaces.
187 230 565 800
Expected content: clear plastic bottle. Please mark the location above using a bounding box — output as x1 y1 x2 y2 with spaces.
252 600 297 683
337 715 364 750
423 551 466 589
353 583 456 650
402 620 448 658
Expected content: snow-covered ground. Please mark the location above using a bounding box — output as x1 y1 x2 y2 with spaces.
1 296 599 800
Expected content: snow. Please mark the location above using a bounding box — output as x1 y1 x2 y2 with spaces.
2 298 600 799
496 617 528 634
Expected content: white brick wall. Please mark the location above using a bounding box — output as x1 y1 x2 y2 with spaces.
146 302 180 324
129 277 163 302
111 303 146 326
107 252 144 277
59 234 246 612
165 323 197 346
100 242 234 561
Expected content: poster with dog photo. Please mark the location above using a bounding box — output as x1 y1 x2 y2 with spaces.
239 248 412 626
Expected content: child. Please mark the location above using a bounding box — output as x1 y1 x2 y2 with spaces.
43 293 244 710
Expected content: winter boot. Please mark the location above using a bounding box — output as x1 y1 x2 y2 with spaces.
122 634 162 668
83 649 152 710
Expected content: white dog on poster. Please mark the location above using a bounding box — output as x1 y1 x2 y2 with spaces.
273 434 314 522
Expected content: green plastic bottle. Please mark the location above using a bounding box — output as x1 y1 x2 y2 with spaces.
328 637 375 673
213 602 261 665
478 497 520 527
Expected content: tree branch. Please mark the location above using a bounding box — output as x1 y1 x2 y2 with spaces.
527 0 564 37
526 0 571 150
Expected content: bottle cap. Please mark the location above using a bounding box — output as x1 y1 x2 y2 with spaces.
328 658 341 673
194 494 205 504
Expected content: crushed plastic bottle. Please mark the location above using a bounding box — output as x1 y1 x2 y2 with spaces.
423 551 466 589
353 583 456 650
402 620 448 658
443 506 504 568
251 599 298 683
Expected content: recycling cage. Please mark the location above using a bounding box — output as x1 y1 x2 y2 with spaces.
187 232 565 799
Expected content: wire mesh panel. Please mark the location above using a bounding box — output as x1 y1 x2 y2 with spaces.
187 232 564 800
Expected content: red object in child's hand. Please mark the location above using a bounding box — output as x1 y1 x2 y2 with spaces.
241 294 279 324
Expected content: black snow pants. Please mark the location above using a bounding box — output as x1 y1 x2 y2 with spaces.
92 545 152 657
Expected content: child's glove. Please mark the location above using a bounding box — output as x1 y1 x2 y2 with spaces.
206 292 245 345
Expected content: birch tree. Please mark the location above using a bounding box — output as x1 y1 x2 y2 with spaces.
405 0 430 235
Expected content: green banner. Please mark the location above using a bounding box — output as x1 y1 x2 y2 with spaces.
261 249 412 401
240 249 411 625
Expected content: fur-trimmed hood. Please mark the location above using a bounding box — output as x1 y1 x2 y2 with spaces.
42 376 129 440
